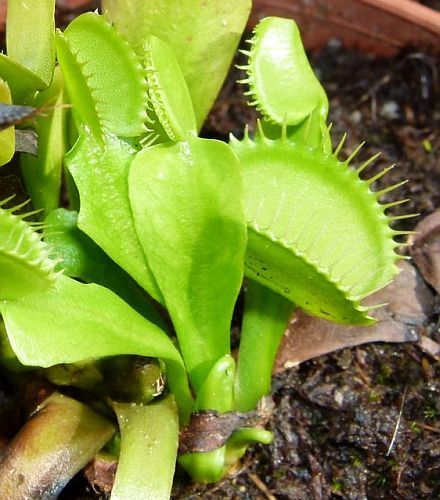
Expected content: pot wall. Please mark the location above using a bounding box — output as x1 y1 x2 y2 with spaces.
251 0 440 56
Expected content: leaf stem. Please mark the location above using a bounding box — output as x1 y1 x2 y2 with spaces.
111 396 179 500
234 280 293 412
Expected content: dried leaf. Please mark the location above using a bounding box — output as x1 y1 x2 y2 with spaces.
179 399 273 454
15 129 38 156
410 211 440 294
84 454 117 496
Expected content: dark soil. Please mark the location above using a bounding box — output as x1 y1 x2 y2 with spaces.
1 14 440 500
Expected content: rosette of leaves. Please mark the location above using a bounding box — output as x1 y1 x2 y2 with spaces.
0 1 412 497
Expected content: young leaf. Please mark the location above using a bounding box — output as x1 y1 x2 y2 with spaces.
56 12 147 140
224 427 273 469
1 276 192 421
129 137 246 390
6 0 56 88
44 208 165 327
241 17 328 126
0 79 15 166
194 355 235 413
65 129 163 304
111 396 179 500
143 35 197 142
230 133 401 325
21 67 65 213
102 0 252 128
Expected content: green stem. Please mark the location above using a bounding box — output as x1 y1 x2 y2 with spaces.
234 280 294 412
178 354 235 483
111 395 179 500
0 392 115 498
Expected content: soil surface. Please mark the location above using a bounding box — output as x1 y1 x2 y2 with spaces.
1 11 440 500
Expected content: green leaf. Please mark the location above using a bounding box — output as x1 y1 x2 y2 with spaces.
102 0 251 128
241 17 328 126
56 12 147 140
0 79 15 166
129 137 246 390
65 129 163 304
6 0 56 88
21 67 65 213
235 280 293 412
143 35 197 142
44 208 165 327
111 396 179 500
230 133 401 325
1 276 192 421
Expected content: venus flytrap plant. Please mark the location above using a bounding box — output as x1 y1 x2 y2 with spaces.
0 1 413 497
230 16 411 415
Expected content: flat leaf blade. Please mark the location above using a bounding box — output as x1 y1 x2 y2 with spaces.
0 54 47 102
65 129 163 304
44 208 166 327
1 276 192 420
129 137 246 389
6 0 55 88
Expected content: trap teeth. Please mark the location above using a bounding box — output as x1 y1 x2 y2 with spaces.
346 141 365 164
375 180 408 197
356 152 381 174
333 133 347 157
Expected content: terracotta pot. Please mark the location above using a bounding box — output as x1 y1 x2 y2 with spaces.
0 0 5 35
251 0 440 56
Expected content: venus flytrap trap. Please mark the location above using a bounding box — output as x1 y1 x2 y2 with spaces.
0 1 413 497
